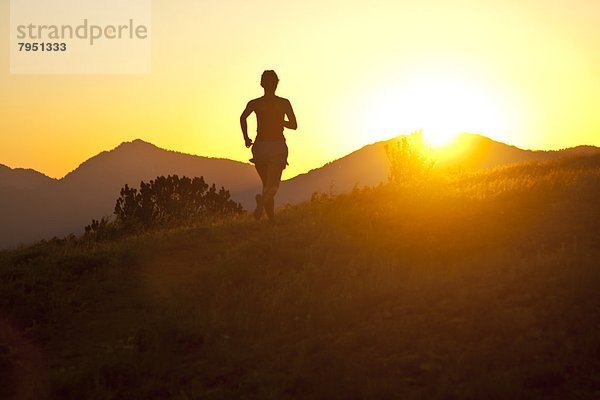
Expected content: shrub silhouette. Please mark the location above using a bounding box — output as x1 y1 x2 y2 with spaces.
114 175 243 229
83 217 116 241
85 175 243 239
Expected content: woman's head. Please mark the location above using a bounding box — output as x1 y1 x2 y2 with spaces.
261 70 279 92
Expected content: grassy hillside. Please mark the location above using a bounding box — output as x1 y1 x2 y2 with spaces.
1 155 600 399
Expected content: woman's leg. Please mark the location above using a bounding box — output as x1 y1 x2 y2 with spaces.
263 164 284 221
254 163 268 219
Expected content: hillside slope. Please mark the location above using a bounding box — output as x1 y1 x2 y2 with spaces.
1 154 599 399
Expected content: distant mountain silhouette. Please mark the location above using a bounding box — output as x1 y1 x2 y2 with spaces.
0 164 56 190
276 133 600 204
432 133 600 169
56 139 259 221
0 140 259 249
1 135 598 249
276 141 389 204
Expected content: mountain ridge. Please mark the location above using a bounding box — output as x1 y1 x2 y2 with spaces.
1 134 599 249
0 163 57 190
4 134 600 184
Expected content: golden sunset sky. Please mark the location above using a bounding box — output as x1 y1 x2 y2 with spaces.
1 0 600 179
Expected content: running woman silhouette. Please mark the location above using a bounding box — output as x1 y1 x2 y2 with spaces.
240 70 297 222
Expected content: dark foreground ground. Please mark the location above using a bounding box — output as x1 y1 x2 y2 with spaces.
1 155 600 399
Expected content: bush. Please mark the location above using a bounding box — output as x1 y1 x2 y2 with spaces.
113 175 243 230
84 175 244 240
84 217 118 242
385 132 435 185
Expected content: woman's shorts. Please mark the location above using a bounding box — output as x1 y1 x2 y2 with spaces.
250 140 288 169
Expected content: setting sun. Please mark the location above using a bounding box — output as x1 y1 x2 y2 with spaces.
422 128 460 148
356 70 516 149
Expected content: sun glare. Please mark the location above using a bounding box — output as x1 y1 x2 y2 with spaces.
422 128 459 148
357 71 514 148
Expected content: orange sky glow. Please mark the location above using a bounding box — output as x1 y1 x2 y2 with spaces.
1 0 599 179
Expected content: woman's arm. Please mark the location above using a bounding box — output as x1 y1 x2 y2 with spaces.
240 101 254 147
284 99 297 130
